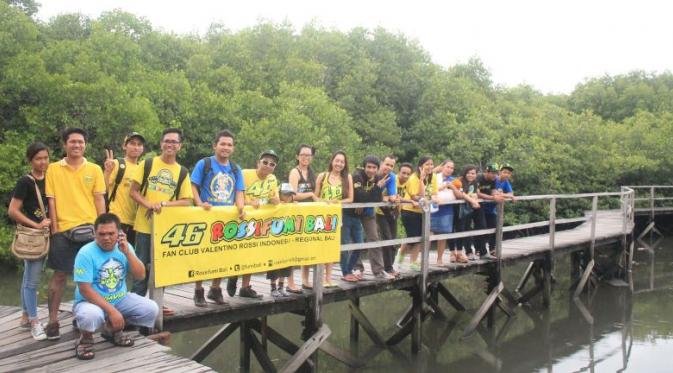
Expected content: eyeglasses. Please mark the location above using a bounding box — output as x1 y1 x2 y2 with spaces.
162 140 181 145
299 153 313 157
261 160 277 168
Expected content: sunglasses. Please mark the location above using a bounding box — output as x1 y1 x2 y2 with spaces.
261 159 277 168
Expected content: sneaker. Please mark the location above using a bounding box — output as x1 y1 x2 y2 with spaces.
226 277 238 297
193 288 207 307
409 262 421 271
207 287 226 305
239 286 263 299
45 321 60 340
270 289 282 298
278 288 290 297
468 253 478 261
31 322 47 341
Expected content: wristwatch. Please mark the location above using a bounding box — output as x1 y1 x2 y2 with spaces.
160 201 166 207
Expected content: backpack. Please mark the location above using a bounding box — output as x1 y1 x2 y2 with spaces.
106 158 126 210
196 156 239 192
139 157 189 201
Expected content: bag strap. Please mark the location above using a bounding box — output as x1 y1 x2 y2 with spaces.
172 166 189 201
108 158 126 203
26 174 46 221
140 157 154 196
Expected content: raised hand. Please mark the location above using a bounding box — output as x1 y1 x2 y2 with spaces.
104 149 115 174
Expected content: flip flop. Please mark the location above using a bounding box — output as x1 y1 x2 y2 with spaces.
162 306 175 317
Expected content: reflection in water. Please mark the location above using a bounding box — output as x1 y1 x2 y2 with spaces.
1 238 672 372
167 237 673 372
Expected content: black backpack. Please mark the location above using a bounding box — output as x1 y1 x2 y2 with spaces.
196 156 239 192
139 157 189 201
106 158 127 210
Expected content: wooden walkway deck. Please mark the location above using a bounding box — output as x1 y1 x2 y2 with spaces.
161 210 631 332
0 305 214 373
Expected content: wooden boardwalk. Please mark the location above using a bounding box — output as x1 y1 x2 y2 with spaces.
161 210 631 332
0 305 214 373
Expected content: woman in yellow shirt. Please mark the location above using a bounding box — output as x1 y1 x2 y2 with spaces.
315 151 354 284
400 156 438 271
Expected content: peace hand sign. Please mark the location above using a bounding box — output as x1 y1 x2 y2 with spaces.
104 148 115 174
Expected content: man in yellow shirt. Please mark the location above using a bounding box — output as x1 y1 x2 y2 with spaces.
227 150 280 299
45 128 106 340
103 132 145 245
129 128 193 304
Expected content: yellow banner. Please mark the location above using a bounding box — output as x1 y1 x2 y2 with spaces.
151 203 341 287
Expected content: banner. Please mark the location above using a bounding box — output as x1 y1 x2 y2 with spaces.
152 203 341 287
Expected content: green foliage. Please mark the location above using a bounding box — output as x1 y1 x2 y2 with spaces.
0 4 671 262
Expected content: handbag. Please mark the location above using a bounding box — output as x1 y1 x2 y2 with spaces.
64 224 95 243
11 176 50 260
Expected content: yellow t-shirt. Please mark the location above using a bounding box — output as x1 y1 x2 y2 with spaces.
318 173 343 201
107 159 140 226
46 158 106 232
242 169 278 205
402 173 438 213
131 157 193 234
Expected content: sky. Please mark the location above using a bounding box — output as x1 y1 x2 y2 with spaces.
36 0 673 94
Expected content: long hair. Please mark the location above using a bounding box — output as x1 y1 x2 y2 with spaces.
416 155 433 184
460 164 478 183
326 150 350 199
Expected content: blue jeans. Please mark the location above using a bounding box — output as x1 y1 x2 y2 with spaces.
73 293 159 332
131 233 151 296
340 213 363 276
21 258 44 320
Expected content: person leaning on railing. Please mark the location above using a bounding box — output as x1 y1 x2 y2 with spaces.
398 156 438 271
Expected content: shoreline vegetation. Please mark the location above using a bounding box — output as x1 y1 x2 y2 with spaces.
2 1 672 265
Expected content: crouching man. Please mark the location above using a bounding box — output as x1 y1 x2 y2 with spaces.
72 213 158 360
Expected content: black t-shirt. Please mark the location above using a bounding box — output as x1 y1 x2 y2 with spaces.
477 174 496 196
295 167 316 203
11 175 48 224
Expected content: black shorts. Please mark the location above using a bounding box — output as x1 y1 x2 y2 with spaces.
267 267 292 280
401 210 422 237
47 232 87 273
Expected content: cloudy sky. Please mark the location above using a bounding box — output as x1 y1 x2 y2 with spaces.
37 0 673 94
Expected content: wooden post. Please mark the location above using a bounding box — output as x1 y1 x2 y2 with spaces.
412 200 432 354
310 259 324 371
240 321 251 372
589 196 598 260
495 202 504 277
549 197 556 251
350 297 360 344
649 186 655 223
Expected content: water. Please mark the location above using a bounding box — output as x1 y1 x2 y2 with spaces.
2 238 673 372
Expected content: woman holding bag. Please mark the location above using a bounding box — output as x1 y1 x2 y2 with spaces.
8 142 51 341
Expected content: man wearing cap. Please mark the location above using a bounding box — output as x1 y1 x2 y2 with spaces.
190 130 246 306
226 150 280 299
497 163 515 202
351 156 392 279
103 132 145 246
477 163 505 258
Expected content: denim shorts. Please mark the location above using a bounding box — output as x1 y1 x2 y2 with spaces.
431 212 454 234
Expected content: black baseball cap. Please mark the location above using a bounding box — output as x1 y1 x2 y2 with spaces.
124 132 146 144
259 149 279 162
500 163 514 172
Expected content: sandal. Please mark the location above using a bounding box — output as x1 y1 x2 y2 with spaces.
102 329 134 347
342 274 359 282
286 286 303 294
75 336 95 360
301 283 313 290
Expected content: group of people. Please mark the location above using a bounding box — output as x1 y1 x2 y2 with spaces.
8 126 514 361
